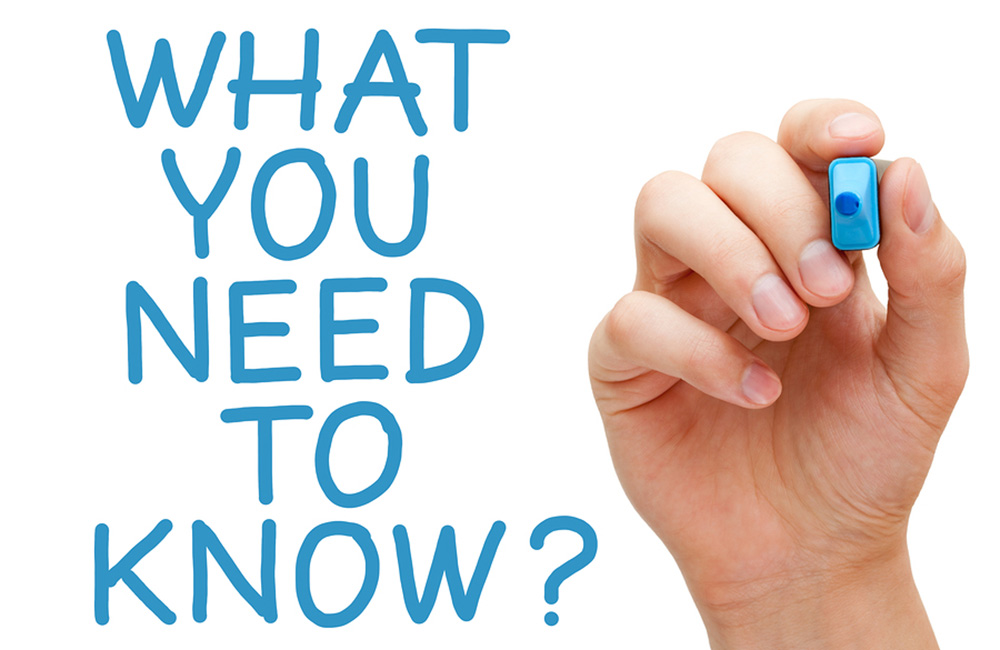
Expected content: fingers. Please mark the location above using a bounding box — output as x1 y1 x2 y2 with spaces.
611 99 954 417
876 159 969 422
703 132 855 305
589 291 782 411
635 101 887 340
774 101 967 420
636 170 808 340
777 99 885 173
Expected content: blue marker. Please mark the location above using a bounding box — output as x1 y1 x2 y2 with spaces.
829 157 879 250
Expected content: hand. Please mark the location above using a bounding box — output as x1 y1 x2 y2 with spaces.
588 100 967 649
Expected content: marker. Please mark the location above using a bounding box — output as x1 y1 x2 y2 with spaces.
829 157 880 250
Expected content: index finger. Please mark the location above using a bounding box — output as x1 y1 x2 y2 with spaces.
777 99 886 174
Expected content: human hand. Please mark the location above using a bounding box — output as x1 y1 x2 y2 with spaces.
588 100 967 649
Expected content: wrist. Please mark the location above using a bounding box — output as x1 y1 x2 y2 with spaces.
689 547 937 650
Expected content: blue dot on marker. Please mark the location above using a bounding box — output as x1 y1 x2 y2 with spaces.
545 611 559 626
835 191 861 216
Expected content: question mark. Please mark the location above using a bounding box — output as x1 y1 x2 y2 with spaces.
529 516 598 626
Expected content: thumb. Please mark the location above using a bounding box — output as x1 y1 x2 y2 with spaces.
876 158 969 428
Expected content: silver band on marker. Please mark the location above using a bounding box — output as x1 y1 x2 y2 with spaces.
873 158 891 183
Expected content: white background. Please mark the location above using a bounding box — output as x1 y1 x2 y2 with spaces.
3 1 998 647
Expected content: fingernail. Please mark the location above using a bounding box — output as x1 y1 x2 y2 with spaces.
752 273 807 331
905 164 936 235
741 362 781 405
799 239 853 298
828 113 880 140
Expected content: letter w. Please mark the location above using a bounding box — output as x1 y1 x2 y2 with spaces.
107 30 225 127
394 522 505 623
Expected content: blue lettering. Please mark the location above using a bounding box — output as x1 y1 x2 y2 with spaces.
394 522 506 623
107 31 225 128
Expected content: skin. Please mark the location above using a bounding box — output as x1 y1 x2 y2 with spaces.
588 100 968 649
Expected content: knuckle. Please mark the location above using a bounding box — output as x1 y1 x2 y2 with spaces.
949 344 971 395
682 327 724 370
778 99 814 132
767 189 825 224
604 291 648 350
935 236 967 294
635 170 695 220
705 131 769 172
704 231 759 271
